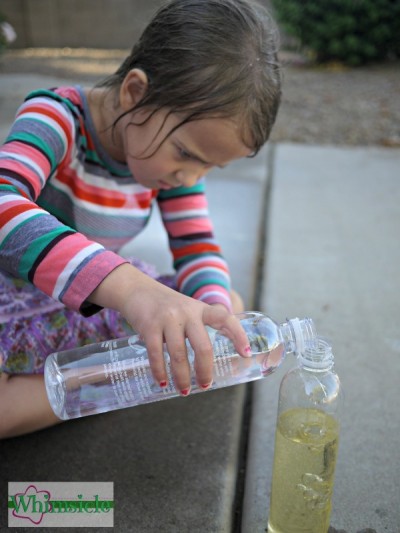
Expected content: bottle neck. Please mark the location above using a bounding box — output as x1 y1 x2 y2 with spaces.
298 337 334 371
280 317 316 356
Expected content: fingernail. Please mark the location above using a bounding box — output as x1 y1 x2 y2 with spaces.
180 387 191 396
244 345 252 356
159 380 168 388
200 382 212 390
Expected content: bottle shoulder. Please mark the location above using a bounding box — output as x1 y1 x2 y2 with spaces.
283 365 340 382
279 365 341 416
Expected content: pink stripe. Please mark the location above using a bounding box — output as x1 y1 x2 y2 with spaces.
62 251 127 311
191 284 230 299
55 86 81 106
164 218 212 237
192 285 231 310
177 260 229 285
6 141 52 172
33 233 101 296
1 158 47 197
160 195 207 213
0 198 29 210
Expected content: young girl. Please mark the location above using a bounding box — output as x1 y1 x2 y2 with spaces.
0 0 281 438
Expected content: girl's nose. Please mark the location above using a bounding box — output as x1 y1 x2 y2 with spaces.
175 170 200 188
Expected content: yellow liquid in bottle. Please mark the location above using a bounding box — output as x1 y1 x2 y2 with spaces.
268 408 339 533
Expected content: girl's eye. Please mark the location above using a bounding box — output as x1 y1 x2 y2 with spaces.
177 147 192 160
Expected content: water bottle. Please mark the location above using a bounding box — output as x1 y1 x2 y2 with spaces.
268 337 342 533
44 311 316 420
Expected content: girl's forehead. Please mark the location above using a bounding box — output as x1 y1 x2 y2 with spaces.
173 115 253 164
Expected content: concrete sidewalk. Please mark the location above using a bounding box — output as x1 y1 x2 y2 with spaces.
243 144 400 533
1 73 400 532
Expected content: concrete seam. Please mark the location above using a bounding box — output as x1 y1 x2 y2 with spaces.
251 142 276 311
231 143 276 533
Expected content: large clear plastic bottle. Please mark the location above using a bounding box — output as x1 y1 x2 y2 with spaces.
268 337 342 533
44 311 316 420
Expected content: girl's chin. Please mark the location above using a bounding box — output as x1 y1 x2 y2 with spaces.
131 173 174 191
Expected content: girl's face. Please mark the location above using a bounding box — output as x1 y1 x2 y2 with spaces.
119 108 252 190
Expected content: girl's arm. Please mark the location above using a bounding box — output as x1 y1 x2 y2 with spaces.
157 180 233 311
0 90 128 315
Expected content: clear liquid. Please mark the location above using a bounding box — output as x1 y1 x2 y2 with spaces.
268 408 339 533
45 331 285 420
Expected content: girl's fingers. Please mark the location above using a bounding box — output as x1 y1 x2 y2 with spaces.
203 307 251 358
132 293 249 396
185 321 214 389
144 330 169 388
163 326 192 395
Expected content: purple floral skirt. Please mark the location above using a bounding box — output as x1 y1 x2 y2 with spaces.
0 260 175 375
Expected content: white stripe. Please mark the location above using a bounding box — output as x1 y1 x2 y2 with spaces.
162 208 208 221
15 111 68 162
0 207 45 246
52 242 103 300
0 152 46 187
178 255 226 276
19 96 74 127
198 291 231 305
0 194 31 205
69 158 149 194
51 176 152 217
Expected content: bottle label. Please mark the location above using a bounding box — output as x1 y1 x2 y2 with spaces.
101 339 155 405
212 338 235 380
99 338 180 406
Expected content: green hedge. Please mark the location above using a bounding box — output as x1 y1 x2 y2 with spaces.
271 0 400 65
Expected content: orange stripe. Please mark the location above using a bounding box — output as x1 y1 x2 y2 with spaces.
0 179 29 199
19 104 73 147
56 169 155 208
177 260 228 282
56 169 126 207
172 243 220 260
0 202 38 226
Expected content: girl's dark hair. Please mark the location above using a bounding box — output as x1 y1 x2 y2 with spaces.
98 0 281 154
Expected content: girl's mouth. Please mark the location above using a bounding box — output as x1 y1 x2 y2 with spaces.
158 180 174 190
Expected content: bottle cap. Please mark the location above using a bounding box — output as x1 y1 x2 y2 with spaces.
298 336 334 370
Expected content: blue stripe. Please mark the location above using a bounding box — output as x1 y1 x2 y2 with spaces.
58 248 105 301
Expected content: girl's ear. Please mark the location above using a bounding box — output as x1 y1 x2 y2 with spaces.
119 68 148 111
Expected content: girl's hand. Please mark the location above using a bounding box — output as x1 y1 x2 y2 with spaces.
89 264 250 395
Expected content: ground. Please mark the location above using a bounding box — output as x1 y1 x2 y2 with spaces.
1 47 399 147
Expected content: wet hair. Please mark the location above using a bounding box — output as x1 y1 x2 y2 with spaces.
98 0 281 155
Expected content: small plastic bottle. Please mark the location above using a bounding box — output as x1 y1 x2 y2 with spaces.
44 311 316 420
268 337 341 533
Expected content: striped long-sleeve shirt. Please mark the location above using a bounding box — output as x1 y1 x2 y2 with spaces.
0 86 232 315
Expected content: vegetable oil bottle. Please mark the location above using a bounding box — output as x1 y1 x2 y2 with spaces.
268 337 341 533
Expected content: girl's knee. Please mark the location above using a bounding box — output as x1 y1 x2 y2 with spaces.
0 371 10 386
230 289 244 314
0 372 59 439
